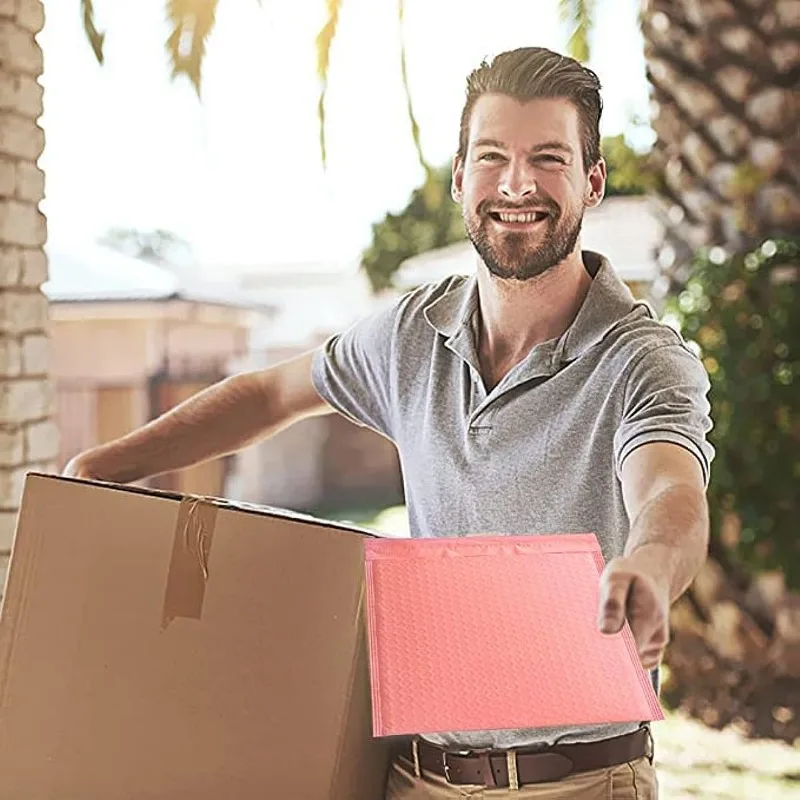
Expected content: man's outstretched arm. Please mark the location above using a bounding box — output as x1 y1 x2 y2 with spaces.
598 442 709 669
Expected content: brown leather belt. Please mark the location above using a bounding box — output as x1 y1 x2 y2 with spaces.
396 727 652 788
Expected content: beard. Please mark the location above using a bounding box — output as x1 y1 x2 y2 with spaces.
463 196 583 282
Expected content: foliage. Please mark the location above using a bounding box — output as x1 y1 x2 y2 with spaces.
99 227 195 266
361 136 651 292
79 0 427 171
164 0 221 96
80 0 105 64
667 238 800 587
558 0 596 63
315 0 342 168
361 167 464 293
602 134 654 196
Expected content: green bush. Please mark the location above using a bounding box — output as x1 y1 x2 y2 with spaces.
666 238 800 587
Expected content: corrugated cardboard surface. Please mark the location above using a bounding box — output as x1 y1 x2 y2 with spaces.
0 474 389 799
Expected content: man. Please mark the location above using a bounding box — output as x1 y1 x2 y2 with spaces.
66 47 713 799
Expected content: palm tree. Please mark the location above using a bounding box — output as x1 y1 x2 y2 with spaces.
560 0 800 740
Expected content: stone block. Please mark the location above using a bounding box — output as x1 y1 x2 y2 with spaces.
0 156 15 196
0 19 42 75
0 289 47 334
0 377 52 424
15 160 43 203
0 115 43 160
0 245 20 285
21 331 48 374
24 417 57 462
0 198 46 247
15 73 42 118
0 510 16 552
0 463 26 508
16 0 44 34
0 428 22 467
0 337 21 376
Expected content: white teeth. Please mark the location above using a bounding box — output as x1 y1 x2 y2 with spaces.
497 212 541 223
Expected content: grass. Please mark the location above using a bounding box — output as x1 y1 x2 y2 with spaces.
330 505 800 799
653 712 800 799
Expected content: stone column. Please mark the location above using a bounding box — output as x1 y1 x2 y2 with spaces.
0 0 57 591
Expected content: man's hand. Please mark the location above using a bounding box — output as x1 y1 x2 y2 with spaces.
63 454 98 480
598 555 670 670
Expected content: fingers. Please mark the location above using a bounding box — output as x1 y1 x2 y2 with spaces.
598 561 670 671
597 563 630 635
639 647 664 670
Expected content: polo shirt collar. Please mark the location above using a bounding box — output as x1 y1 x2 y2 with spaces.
423 250 637 368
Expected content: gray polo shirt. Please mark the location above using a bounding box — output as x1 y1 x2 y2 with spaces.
312 250 714 750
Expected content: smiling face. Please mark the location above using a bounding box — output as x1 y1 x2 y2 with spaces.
453 94 605 282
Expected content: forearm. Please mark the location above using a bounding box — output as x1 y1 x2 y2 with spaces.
72 372 282 483
624 483 710 602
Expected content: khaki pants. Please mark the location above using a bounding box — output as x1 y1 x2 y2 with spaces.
385 753 658 799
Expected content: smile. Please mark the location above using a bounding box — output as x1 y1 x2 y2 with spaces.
488 210 550 224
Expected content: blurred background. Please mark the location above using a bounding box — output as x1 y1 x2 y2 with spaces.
0 0 797 796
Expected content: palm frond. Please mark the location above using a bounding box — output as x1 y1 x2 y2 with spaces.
315 0 343 167
165 0 220 97
81 0 106 64
558 0 595 63
398 0 430 179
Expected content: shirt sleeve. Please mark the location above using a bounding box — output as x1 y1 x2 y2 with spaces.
311 302 399 441
614 342 715 485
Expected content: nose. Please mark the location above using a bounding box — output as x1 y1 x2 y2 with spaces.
498 160 537 201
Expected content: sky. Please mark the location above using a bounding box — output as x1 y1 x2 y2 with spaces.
38 0 651 275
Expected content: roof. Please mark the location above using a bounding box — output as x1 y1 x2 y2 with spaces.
43 243 268 310
395 196 662 290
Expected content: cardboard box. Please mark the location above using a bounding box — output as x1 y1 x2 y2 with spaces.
0 474 390 799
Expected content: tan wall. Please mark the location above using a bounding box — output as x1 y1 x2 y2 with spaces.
51 306 252 383
51 317 153 382
0 0 51 588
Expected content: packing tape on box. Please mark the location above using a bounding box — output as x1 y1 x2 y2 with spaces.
161 496 219 629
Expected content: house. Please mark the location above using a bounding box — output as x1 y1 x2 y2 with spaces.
44 243 271 498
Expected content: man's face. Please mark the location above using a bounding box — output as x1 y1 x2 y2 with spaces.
452 95 605 282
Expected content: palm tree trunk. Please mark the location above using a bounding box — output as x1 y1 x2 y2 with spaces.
642 0 799 288
641 0 800 741
0 0 57 593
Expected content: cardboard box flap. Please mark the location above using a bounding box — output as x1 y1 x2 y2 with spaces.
27 472 377 535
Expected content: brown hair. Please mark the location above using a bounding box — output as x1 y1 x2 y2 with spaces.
457 47 603 170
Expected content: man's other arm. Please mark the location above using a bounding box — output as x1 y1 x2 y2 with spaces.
64 349 333 484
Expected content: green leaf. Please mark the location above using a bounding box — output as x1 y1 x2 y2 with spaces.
398 0 430 178
360 165 465 292
558 0 595 62
81 0 106 64
164 0 220 97
315 0 343 167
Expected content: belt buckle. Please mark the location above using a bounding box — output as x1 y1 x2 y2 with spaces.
441 752 452 783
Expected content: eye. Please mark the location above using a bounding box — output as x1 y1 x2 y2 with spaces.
478 152 504 162
537 154 566 164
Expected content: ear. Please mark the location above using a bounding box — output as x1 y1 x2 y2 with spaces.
451 154 464 203
585 157 606 208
